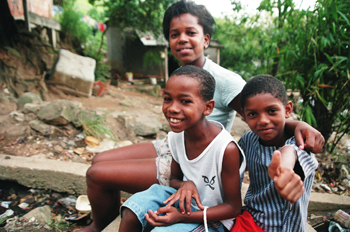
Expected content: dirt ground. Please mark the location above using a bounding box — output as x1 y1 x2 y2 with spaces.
0 83 347 231
0 84 165 160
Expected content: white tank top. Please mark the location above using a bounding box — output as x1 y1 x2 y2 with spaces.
168 121 246 229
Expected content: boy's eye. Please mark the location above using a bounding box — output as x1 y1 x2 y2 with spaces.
247 112 256 117
170 33 178 38
181 99 191 104
268 109 277 114
187 31 196 36
163 97 171 102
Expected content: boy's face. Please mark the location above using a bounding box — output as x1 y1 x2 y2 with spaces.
169 13 210 67
162 75 213 133
243 93 293 146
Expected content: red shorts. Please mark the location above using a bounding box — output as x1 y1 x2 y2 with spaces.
230 211 265 232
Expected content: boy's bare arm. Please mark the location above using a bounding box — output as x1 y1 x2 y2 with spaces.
285 120 324 153
268 147 304 203
146 142 242 226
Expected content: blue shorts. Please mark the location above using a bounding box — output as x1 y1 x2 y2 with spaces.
120 184 225 232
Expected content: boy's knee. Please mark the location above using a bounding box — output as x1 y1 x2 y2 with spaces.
91 152 105 164
85 165 100 184
120 207 142 230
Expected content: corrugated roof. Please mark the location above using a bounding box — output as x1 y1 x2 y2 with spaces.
135 30 169 47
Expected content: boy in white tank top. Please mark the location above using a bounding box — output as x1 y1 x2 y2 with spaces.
119 65 245 232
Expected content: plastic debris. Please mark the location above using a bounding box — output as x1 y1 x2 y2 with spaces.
1 201 11 208
329 221 350 232
334 210 350 228
75 195 91 214
0 209 14 220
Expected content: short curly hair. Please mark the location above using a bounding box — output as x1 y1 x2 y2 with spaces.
240 74 288 109
169 65 215 101
162 0 215 41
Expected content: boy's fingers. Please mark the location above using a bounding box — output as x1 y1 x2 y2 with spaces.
274 168 295 188
156 206 168 215
294 130 305 150
268 150 281 179
186 191 192 215
165 193 179 206
275 170 304 202
164 193 175 204
291 187 304 202
178 193 186 214
193 194 204 210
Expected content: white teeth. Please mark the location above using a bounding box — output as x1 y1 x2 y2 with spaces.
170 118 181 123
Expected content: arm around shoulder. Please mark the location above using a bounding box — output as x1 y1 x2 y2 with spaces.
285 120 325 153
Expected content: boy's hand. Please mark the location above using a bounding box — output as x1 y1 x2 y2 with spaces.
268 150 304 203
294 121 324 153
164 181 203 215
145 207 182 226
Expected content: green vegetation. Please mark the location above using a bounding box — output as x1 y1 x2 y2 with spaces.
89 0 176 32
214 0 350 152
78 111 115 141
59 0 90 45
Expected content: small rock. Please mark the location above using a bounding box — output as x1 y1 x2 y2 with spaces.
320 184 332 192
53 145 63 154
117 140 133 147
22 205 52 224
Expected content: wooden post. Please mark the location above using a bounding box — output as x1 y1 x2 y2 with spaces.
22 0 31 32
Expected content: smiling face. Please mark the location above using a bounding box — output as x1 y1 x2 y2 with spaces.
243 93 293 147
162 74 213 133
169 13 210 67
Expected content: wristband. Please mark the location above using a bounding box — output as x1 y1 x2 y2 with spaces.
203 206 208 232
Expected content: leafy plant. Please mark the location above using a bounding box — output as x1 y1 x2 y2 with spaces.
89 0 176 33
219 0 350 152
58 0 90 45
272 0 350 149
78 111 115 141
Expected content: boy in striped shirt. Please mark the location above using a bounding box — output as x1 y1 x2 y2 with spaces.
233 75 319 232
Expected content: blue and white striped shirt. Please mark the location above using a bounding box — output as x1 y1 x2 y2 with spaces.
239 131 318 232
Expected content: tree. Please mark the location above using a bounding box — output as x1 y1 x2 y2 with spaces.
280 0 350 151
217 0 349 151
89 0 176 33
257 0 350 149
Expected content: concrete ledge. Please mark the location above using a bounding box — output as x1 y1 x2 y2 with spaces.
0 154 90 195
309 192 350 211
102 215 315 232
102 215 120 232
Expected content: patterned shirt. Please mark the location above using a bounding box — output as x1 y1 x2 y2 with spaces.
238 131 318 232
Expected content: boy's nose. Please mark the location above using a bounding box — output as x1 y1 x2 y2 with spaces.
259 114 269 125
168 102 180 113
178 33 188 42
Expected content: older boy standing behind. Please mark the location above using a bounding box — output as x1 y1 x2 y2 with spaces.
234 75 319 232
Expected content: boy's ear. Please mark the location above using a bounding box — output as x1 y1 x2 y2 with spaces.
285 101 293 118
204 99 215 116
204 34 210 48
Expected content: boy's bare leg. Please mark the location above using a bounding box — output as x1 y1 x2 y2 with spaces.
92 142 157 164
119 208 143 232
77 143 158 232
